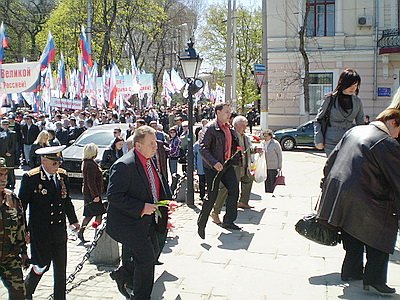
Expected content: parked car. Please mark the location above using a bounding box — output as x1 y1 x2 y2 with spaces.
62 124 129 179
273 120 315 150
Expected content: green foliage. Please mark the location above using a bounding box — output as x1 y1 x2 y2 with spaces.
199 5 262 112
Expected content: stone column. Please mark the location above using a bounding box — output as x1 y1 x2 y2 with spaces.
335 0 344 35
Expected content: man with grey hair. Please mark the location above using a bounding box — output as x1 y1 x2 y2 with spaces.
211 115 260 223
107 125 171 299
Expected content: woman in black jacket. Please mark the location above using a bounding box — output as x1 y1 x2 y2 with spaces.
101 136 125 170
29 130 50 168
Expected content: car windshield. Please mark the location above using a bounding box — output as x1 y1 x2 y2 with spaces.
75 131 114 147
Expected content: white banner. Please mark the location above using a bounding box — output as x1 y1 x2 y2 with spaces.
0 62 41 93
117 75 137 95
50 97 82 110
137 73 154 94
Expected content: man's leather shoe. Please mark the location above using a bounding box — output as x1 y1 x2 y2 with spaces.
221 223 242 230
237 202 254 209
198 226 205 239
110 268 131 299
211 212 222 224
363 283 396 294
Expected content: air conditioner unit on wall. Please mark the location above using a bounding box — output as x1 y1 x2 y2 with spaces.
358 16 373 26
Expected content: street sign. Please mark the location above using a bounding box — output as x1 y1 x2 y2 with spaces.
377 87 391 97
254 63 266 88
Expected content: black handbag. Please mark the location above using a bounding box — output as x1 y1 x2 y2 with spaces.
295 192 341 246
295 214 341 246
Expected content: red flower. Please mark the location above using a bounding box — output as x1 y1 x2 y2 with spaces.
236 146 244 152
92 221 100 229
253 135 261 142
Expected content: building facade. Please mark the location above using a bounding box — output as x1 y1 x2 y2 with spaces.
267 0 400 128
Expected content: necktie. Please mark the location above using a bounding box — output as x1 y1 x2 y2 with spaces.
50 175 59 189
146 160 158 203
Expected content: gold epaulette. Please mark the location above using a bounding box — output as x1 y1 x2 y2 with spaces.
27 167 40 177
57 168 67 175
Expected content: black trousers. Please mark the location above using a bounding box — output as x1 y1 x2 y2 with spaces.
341 231 389 284
25 226 67 300
123 225 158 300
265 169 278 193
198 174 206 199
198 165 239 229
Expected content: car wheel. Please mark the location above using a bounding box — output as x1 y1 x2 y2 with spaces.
281 137 295 151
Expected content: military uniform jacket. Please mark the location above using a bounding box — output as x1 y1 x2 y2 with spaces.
19 167 78 265
0 190 26 258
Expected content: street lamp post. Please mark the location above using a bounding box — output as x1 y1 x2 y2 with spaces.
178 40 203 206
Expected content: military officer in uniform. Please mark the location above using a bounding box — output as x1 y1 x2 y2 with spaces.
19 146 80 300
0 157 28 300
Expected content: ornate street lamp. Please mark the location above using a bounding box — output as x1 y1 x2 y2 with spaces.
178 39 203 206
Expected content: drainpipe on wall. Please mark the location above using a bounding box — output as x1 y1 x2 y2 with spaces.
373 0 379 108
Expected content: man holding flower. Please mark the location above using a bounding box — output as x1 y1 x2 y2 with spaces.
106 125 171 300
198 103 241 239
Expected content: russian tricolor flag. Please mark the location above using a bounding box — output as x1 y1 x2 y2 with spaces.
0 22 10 64
39 31 56 70
80 26 93 68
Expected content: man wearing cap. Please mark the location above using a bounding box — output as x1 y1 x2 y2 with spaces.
0 157 28 299
0 119 17 189
21 115 40 166
19 146 80 300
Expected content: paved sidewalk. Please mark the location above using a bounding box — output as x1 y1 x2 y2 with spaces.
2 150 400 299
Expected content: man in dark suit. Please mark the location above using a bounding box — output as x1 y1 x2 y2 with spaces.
7 113 22 167
0 119 17 189
107 125 171 300
21 115 40 166
55 122 69 146
19 146 80 300
198 103 240 239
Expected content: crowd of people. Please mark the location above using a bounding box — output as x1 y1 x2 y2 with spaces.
3 67 400 299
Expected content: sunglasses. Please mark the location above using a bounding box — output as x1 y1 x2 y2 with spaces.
49 161 62 166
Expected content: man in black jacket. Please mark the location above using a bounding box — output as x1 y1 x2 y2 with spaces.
19 146 79 300
0 119 17 189
107 125 171 300
21 115 40 166
197 103 240 239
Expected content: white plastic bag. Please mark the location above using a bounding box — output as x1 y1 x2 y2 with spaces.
254 152 268 183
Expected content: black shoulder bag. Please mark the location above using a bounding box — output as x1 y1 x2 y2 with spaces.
317 95 335 141
295 193 341 246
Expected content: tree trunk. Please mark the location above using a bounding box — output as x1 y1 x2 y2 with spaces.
299 7 310 113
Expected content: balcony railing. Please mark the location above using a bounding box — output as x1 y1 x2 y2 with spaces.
378 28 400 54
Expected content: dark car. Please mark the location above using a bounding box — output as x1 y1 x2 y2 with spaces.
62 124 129 179
273 120 315 151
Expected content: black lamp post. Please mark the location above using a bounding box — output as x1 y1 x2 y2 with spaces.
178 39 203 206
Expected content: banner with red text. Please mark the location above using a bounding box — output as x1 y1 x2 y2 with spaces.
0 61 41 93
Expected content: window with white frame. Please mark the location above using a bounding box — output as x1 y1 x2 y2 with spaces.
306 0 335 37
309 72 333 114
